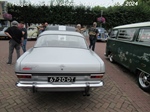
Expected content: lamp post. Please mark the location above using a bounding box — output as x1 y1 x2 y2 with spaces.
100 10 103 27
101 10 103 17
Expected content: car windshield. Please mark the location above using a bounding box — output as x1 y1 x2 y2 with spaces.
3 27 8 30
34 34 88 49
97 27 105 33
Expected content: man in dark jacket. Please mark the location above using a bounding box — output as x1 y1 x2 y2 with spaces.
5 20 23 65
88 22 99 51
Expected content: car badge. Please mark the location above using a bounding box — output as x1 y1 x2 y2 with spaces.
60 64 65 71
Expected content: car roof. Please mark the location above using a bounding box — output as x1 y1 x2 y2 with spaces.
39 25 83 37
45 25 76 32
39 30 83 37
96 27 106 32
113 21 150 29
96 27 105 29
28 26 37 28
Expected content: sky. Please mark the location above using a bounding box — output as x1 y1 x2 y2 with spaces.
5 0 125 7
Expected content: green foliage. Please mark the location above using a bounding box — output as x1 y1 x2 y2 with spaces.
7 0 150 30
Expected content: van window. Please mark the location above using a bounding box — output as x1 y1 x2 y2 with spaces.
118 29 136 41
110 30 118 38
138 28 150 42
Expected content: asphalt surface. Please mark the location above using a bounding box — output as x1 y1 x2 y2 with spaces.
0 39 150 112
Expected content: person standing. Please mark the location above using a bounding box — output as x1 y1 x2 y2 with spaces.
76 24 87 37
76 24 82 33
38 22 48 34
43 22 48 31
88 22 99 51
5 20 23 65
19 21 27 52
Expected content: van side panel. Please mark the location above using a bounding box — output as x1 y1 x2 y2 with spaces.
107 39 150 73
106 28 150 74
131 42 150 74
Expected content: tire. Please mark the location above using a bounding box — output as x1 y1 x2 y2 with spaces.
109 53 114 63
138 71 150 92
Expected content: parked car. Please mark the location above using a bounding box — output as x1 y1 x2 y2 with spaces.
0 27 8 39
105 22 150 92
27 26 38 40
15 26 105 96
96 27 108 41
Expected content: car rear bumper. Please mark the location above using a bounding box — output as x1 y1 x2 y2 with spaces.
16 81 104 92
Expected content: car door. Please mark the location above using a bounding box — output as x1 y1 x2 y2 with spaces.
106 29 118 61
114 28 137 68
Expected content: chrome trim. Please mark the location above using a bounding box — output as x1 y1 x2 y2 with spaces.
16 81 103 88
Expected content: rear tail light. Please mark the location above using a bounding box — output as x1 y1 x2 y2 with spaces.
16 74 32 78
22 67 32 70
90 74 103 79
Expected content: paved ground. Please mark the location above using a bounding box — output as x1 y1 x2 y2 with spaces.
0 40 149 112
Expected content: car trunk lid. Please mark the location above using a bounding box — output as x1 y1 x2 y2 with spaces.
20 48 103 73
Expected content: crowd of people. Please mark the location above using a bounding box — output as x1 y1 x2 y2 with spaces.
37 22 48 34
4 20 99 65
75 22 99 51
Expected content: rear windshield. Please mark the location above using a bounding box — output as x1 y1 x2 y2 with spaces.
34 34 88 49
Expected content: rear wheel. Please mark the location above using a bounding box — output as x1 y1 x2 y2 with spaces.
138 71 150 92
109 53 114 63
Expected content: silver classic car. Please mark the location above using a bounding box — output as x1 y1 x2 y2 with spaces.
15 26 105 96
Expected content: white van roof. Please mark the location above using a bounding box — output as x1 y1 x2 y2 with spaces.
113 21 150 29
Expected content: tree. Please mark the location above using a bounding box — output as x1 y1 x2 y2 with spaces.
50 0 74 6
6 0 150 29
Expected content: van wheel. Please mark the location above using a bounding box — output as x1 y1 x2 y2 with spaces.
109 53 114 63
138 71 150 92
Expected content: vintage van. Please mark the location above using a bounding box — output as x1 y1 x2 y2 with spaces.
105 22 150 92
